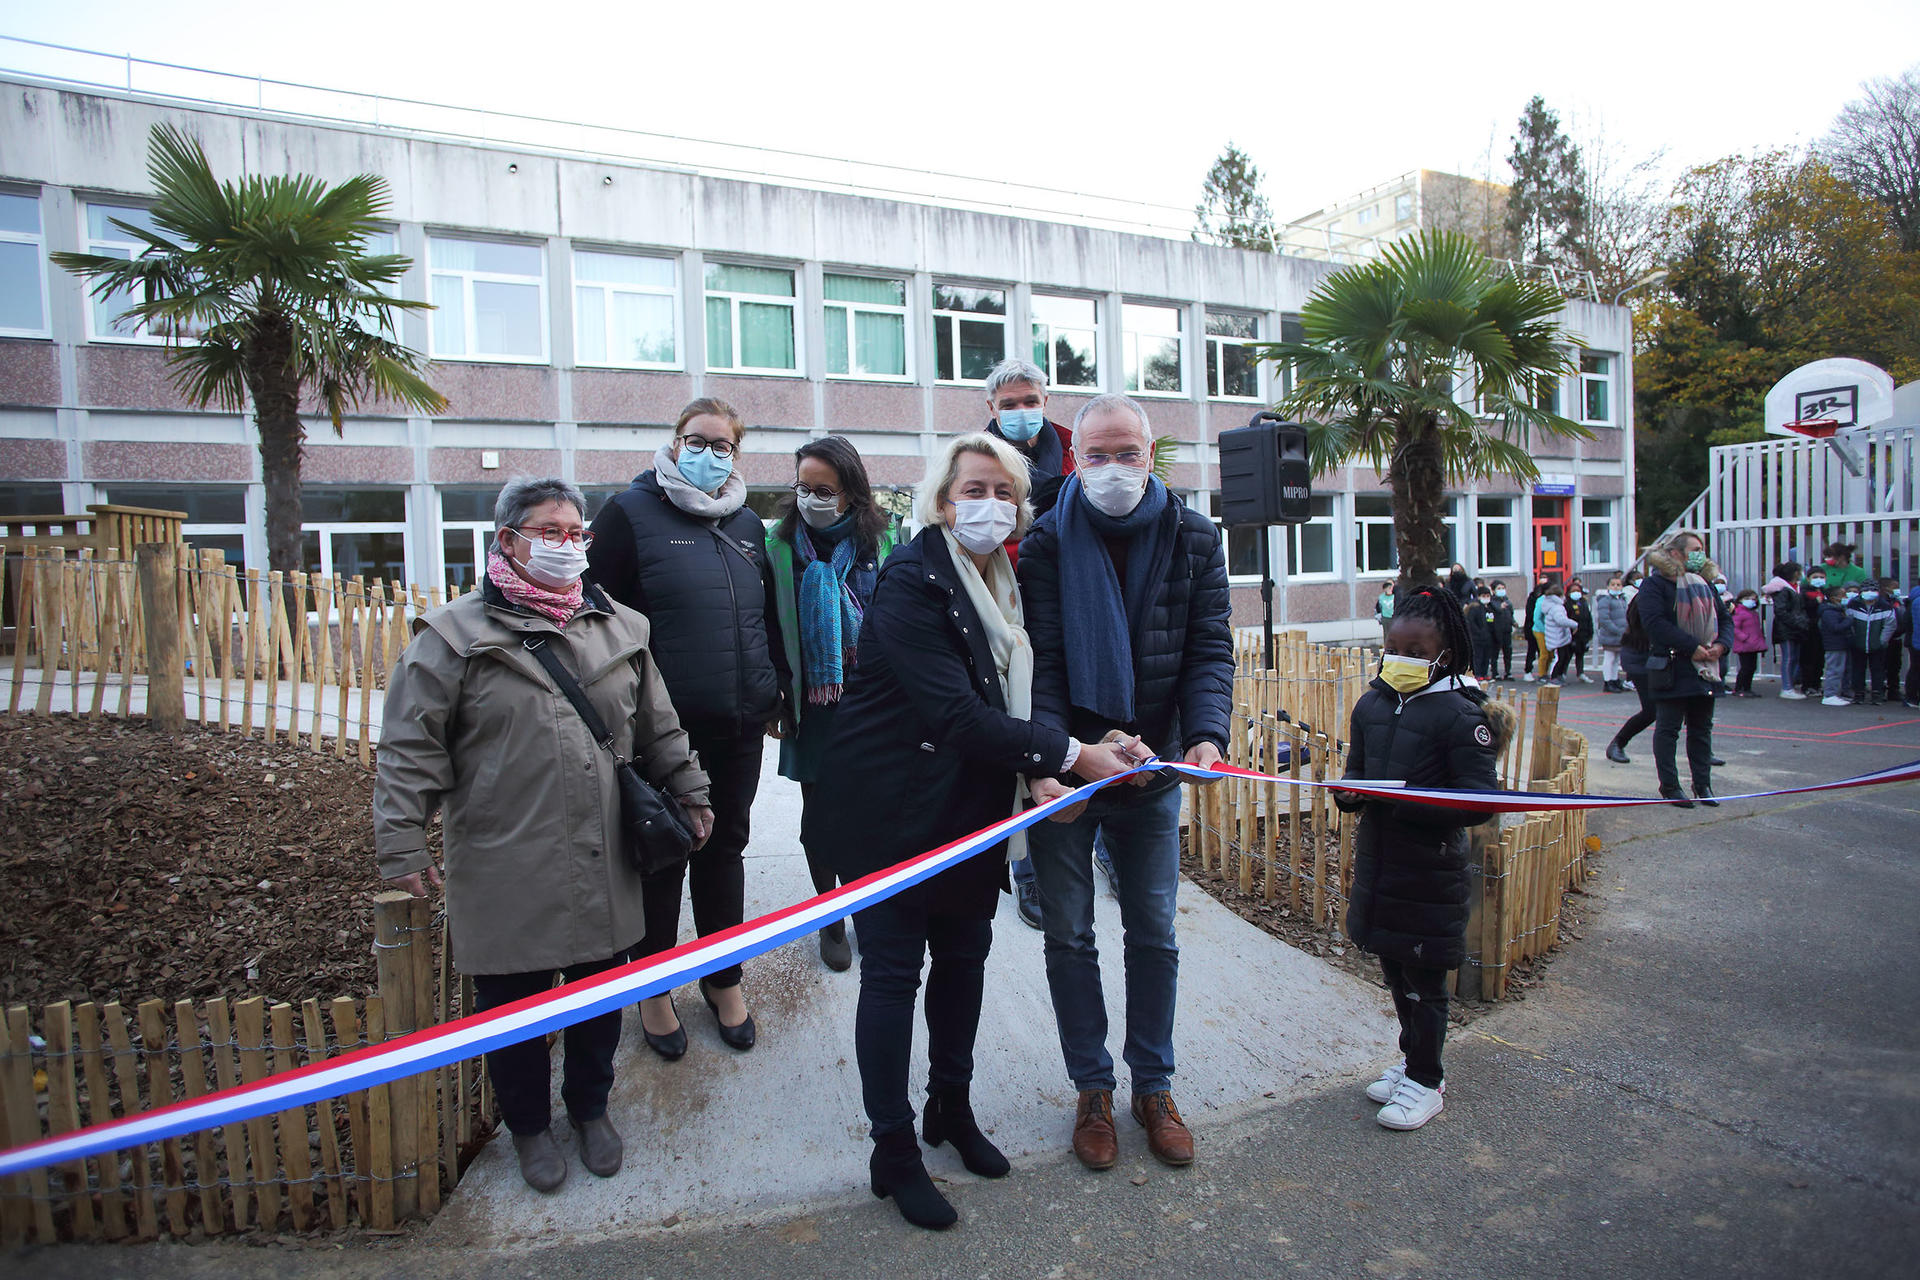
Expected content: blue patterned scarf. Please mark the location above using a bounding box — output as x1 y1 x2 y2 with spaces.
795 513 870 704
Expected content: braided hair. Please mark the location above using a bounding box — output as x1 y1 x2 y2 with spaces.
1389 585 1474 679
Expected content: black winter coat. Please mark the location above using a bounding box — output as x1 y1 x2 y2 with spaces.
810 529 1073 919
1489 597 1516 638
586 471 788 735
1336 676 1501 969
1636 554 1736 701
1568 596 1594 646
1465 601 1496 649
1018 494 1235 780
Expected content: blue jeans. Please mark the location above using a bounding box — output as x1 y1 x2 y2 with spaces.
1013 833 1114 889
1028 784 1182 1095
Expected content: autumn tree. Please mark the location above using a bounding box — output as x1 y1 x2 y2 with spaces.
1505 97 1589 270
1193 143 1277 251
1821 65 1920 251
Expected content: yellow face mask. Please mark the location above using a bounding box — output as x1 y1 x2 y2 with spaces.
1380 653 1438 694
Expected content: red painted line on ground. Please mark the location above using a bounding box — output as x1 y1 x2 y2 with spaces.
1554 715 1920 752
1827 717 1920 736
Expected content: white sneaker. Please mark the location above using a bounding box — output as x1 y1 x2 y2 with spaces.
1364 1062 1448 1104
1522 673 1536 683
1821 695 1850 706
1778 688 1806 700
1376 1077 1445 1130
1579 674 1594 684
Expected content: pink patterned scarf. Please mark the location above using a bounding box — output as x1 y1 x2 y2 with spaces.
486 551 583 624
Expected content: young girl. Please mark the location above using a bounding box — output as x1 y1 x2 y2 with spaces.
1593 575 1630 691
1333 588 1512 1132
1730 587 1767 695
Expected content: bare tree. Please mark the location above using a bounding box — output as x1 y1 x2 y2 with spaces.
1821 66 1920 251
1423 131 1515 258
1571 117 1671 300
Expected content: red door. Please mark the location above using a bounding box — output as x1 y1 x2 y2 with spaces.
1532 497 1571 580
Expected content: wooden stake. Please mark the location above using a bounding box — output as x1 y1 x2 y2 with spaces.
136 543 185 731
100 1004 157 1239
372 892 420 1221
270 1003 313 1231
328 998 370 1225
301 999 347 1229
74 1003 128 1239
204 999 251 1229
234 998 280 1230
364 996 395 1230
43 1002 99 1238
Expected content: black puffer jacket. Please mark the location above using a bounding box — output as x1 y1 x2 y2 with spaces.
586 471 787 735
1335 675 1501 968
1018 493 1235 771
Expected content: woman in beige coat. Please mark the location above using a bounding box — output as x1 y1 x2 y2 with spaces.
374 477 713 1194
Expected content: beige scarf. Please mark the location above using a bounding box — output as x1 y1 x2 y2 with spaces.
941 526 1036 861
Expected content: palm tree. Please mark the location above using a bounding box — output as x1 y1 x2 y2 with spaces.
53 125 446 575
1251 231 1588 593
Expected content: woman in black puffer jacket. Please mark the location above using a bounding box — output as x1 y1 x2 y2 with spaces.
1333 586 1511 1133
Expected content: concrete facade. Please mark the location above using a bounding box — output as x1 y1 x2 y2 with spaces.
0 78 1635 634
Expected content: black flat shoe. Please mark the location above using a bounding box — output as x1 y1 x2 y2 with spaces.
1658 788 1695 808
1707 756 1726 767
1605 741 1630 764
700 977 756 1051
1694 785 1719 807
640 995 686 1061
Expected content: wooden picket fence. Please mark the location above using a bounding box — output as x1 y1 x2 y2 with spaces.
1193 631 1594 999
0 895 496 1245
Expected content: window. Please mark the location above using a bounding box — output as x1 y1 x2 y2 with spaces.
1277 315 1304 397
1579 353 1612 424
932 284 1006 383
575 249 678 369
1285 496 1338 577
439 488 498 591
347 229 400 333
1123 303 1184 395
1225 523 1266 579
705 262 797 373
1357 205 1378 226
1395 194 1414 221
0 192 48 337
83 203 185 343
428 236 547 362
824 273 908 380
1476 496 1518 572
300 489 411 583
1203 311 1260 400
1354 494 1396 575
1534 369 1562 415
1031 293 1098 388
97 485 250 573
1582 497 1616 568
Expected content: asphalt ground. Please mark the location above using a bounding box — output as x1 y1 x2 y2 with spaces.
12 682 1919 1280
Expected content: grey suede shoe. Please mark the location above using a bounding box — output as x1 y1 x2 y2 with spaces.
512 1130 567 1192
572 1114 624 1177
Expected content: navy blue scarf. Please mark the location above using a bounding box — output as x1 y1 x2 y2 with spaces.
1053 473 1175 724
988 418 1066 481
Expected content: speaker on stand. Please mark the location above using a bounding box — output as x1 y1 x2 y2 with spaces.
1216 411 1313 670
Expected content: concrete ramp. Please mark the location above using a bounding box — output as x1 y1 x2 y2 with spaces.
427 751 1395 1248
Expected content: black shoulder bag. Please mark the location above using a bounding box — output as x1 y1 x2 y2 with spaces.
523 635 696 874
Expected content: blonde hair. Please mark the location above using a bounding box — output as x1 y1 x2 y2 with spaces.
673 396 746 443
914 433 1034 536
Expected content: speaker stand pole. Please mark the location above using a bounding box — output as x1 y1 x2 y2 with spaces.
1259 525 1276 671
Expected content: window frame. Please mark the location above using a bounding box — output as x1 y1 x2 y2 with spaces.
1581 496 1618 570
572 246 681 371
1031 291 1101 390
823 270 911 382
1579 352 1613 426
1203 309 1262 402
930 281 1008 386
0 189 50 339
1475 495 1520 574
1223 494 1340 584
426 233 551 365
1121 300 1186 398
703 259 801 376
81 201 180 346
1353 493 1398 577
299 488 415 585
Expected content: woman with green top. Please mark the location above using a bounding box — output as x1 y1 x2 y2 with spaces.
769 435 898 970
1819 541 1869 591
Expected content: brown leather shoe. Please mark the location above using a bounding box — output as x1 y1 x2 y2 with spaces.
1131 1090 1194 1167
1072 1089 1118 1170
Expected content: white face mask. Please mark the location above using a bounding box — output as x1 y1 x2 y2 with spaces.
950 498 1017 555
797 491 842 530
1080 463 1150 517
510 531 588 589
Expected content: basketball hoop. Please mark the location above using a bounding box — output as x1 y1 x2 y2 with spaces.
1781 420 1841 440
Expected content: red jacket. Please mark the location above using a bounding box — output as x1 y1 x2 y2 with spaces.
1002 419 1076 567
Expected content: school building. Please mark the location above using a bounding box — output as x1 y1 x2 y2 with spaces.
0 71 1637 637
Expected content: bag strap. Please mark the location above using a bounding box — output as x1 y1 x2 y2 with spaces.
523 634 623 762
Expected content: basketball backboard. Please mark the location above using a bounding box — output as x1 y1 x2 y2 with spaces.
1763 358 1895 438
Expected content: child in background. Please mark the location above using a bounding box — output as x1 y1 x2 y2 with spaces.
1819 586 1853 705
1489 582 1516 680
1375 582 1395 644
1799 567 1830 695
1332 588 1511 1132
1566 582 1595 683
1526 576 1555 682
1466 587 1497 680
1846 583 1895 705
1906 581 1920 709
1763 563 1807 700
1883 579 1909 704
1541 583 1575 685
1593 575 1629 692
1731 587 1767 695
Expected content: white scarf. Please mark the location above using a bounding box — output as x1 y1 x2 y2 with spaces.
940 526 1036 861
652 441 747 519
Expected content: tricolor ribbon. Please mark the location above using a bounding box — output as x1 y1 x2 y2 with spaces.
2 754 1916 1180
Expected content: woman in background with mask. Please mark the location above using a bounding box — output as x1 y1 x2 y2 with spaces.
811 433 1138 1230
1638 530 1733 806
767 435 897 970
587 398 788 1058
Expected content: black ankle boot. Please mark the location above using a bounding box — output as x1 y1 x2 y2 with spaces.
922 1086 1010 1178
870 1128 957 1229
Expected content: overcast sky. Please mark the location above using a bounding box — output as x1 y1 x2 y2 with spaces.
4 0 1917 233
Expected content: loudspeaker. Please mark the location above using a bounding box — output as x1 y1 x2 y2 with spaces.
1218 412 1312 526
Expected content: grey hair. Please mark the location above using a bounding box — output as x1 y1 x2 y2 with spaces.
984 357 1047 400
1072 393 1153 446
494 476 588 530
913 432 1034 536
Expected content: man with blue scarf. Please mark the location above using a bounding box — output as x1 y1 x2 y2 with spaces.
1018 393 1234 1173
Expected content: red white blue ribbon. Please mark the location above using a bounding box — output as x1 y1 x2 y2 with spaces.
2 754 1916 1180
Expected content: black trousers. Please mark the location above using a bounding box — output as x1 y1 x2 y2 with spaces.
799 782 846 938
1614 678 1657 748
1379 958 1449 1089
1735 651 1759 693
1550 643 1577 679
633 727 763 988
1522 629 1538 674
852 895 993 1138
1470 637 1493 679
472 951 628 1136
1907 648 1920 702
1799 630 1825 691
1882 645 1904 697
1653 695 1716 794
1491 631 1513 678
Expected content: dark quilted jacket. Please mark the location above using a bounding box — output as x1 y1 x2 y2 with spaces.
1017 493 1235 769
586 471 787 735
1335 675 1501 968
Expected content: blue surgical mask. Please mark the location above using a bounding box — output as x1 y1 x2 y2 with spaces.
1863 590 1880 602
676 443 734 493
1494 588 1507 598
996 407 1045 443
